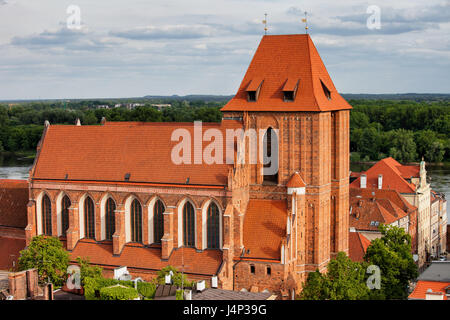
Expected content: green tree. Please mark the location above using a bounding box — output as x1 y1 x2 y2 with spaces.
386 129 417 162
157 266 193 287
299 252 369 300
18 236 70 286
76 256 103 286
364 225 418 300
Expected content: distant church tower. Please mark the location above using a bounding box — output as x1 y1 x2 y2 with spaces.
221 34 351 282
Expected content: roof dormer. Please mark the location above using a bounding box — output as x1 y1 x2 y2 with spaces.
246 78 264 102
282 79 299 102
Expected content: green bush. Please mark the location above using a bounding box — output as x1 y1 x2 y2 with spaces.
137 281 157 299
100 285 139 300
176 289 184 300
83 276 134 300
76 256 103 286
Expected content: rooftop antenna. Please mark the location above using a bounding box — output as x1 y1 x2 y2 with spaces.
302 11 308 34
262 13 268 35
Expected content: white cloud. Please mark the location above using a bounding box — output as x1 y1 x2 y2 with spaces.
0 0 448 99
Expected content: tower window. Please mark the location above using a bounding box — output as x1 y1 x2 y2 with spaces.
247 91 257 102
267 266 271 276
246 78 263 102
282 79 299 102
250 265 255 274
321 80 331 100
283 91 295 102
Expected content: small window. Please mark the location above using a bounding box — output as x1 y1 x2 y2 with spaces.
282 79 299 102
246 78 263 102
250 265 255 274
321 80 331 100
283 91 295 102
247 91 257 102
267 266 271 276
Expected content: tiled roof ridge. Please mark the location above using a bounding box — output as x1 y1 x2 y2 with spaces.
306 35 320 108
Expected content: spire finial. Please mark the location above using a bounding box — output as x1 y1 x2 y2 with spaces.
302 11 308 34
262 13 268 35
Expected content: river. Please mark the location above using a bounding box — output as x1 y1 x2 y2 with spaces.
1 155 449 224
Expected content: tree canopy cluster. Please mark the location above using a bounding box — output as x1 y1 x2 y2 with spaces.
1 98 449 164
299 225 418 300
0 100 223 154
350 99 450 163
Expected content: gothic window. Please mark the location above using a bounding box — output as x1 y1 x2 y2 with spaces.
61 195 71 237
154 200 165 244
263 127 279 184
183 201 195 247
207 202 220 249
105 198 116 241
131 199 142 243
42 194 52 235
84 196 95 239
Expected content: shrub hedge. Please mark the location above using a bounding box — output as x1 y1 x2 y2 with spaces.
100 285 139 300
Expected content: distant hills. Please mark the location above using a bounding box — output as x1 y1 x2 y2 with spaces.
1 93 449 104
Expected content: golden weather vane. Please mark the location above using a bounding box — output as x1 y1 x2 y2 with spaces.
302 11 308 34
262 13 268 35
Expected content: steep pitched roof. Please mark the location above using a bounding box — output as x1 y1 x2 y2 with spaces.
0 180 29 229
242 199 287 261
348 231 371 262
67 240 222 276
350 157 417 193
32 120 243 186
349 188 410 231
409 281 450 300
221 34 352 112
286 172 306 188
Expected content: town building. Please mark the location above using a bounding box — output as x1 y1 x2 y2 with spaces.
409 261 450 300
20 34 351 298
347 187 418 262
350 157 436 268
0 180 28 271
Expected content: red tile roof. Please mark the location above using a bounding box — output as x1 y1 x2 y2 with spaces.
350 157 417 193
32 120 243 186
0 180 29 229
409 281 450 300
242 199 287 261
349 188 410 231
67 240 222 276
286 172 306 188
348 232 371 262
221 34 352 112
0 236 26 270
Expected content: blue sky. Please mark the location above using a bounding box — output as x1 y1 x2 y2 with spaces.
0 0 449 99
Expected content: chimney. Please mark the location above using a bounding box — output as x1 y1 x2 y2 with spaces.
211 276 218 288
378 174 383 189
196 280 206 292
360 174 367 188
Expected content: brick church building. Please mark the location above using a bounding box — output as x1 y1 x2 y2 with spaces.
24 34 351 298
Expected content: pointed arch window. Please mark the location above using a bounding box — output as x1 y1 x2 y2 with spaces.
263 127 279 184
154 200 165 244
105 198 116 241
183 201 195 247
84 196 95 239
207 202 220 249
42 194 52 235
61 195 71 237
131 199 142 243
